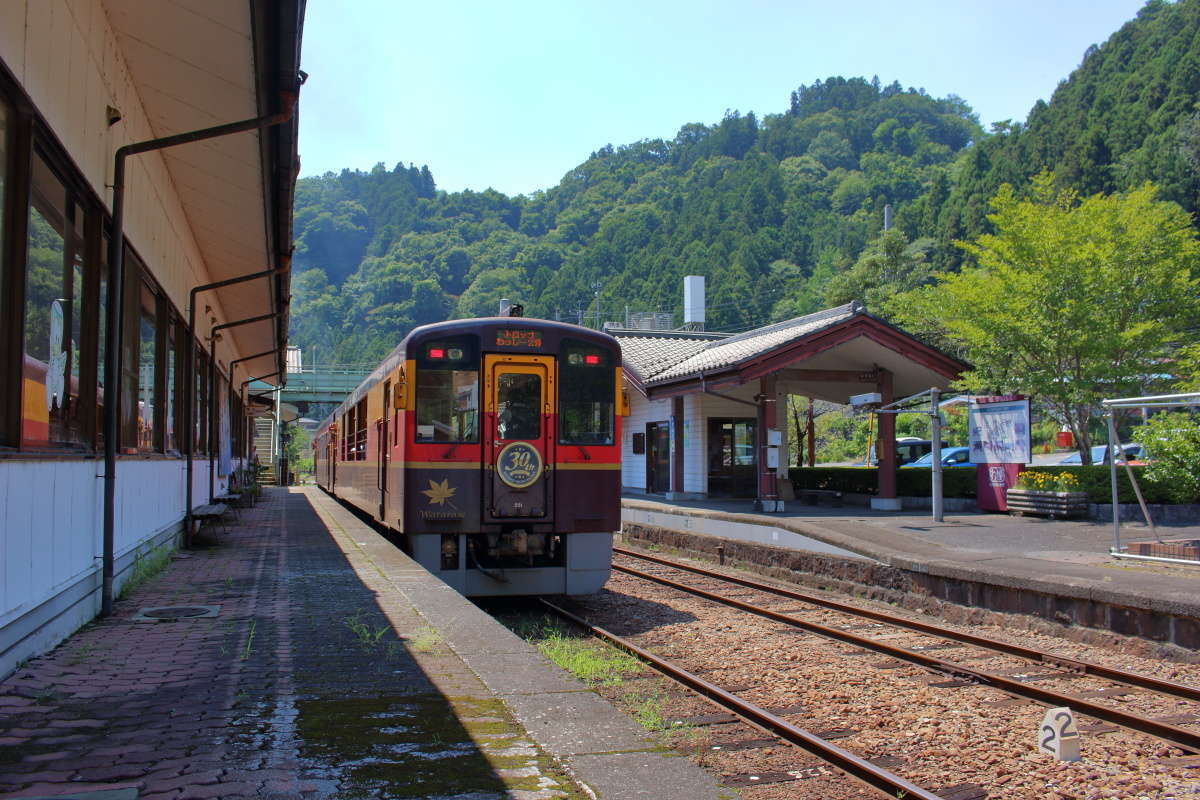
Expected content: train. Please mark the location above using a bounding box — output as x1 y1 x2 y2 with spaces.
313 314 625 596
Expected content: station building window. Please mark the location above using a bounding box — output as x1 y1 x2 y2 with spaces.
0 73 210 459
22 152 90 448
165 317 177 452
195 346 209 456
0 97 8 386
95 232 109 448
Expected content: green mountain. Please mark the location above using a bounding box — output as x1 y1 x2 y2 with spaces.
290 0 1200 366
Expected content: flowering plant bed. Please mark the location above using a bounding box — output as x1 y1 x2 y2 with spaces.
1008 471 1088 518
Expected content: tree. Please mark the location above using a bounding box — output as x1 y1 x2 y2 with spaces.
823 229 933 315
894 173 1200 464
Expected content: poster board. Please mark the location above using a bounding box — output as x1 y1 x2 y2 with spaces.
968 396 1031 464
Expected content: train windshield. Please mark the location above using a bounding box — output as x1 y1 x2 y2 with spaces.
559 341 614 445
497 373 541 440
415 337 479 442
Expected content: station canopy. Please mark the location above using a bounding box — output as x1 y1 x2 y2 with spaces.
616 301 967 402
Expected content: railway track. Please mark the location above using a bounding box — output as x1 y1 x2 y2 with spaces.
542 599 946 800
536 547 1200 797
611 546 1200 754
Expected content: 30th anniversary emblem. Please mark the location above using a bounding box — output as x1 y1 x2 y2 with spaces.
496 442 542 488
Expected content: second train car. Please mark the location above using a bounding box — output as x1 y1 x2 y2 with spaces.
313 315 624 596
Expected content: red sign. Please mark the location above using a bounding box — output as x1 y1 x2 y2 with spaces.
495 329 542 348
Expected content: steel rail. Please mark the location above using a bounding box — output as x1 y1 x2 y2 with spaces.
613 561 1200 753
614 546 1200 703
539 599 945 800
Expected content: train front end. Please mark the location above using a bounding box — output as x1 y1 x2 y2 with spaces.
395 319 622 596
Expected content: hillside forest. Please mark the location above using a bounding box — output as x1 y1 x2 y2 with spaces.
289 0 1200 464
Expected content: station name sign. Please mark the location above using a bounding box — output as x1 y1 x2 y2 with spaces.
495 329 542 348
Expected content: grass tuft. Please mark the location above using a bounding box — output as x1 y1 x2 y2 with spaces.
118 543 175 599
515 616 643 686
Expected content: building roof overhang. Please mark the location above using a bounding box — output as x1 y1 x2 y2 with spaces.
613 303 968 403
102 0 304 386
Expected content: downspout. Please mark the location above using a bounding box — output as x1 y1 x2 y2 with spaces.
101 93 297 617
207 312 280 502
241 370 282 394
185 269 286 557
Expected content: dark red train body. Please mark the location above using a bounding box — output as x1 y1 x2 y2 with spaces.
314 317 623 595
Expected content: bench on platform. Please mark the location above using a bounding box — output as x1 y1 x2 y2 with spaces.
213 493 242 519
795 488 843 507
190 503 230 539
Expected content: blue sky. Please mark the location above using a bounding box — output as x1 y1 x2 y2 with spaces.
298 0 1149 196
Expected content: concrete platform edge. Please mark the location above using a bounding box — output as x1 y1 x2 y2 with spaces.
307 489 725 800
622 498 1200 618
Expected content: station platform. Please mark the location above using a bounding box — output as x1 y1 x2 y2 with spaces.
621 495 1200 649
0 487 720 800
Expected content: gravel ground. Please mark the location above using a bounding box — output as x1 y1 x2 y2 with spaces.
555 549 1200 800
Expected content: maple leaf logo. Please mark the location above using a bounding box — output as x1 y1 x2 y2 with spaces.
422 478 458 508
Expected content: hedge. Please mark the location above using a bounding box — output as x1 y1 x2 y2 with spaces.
790 467 977 499
790 465 1180 504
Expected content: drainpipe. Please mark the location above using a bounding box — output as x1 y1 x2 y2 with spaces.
185 269 286 561
101 93 296 617
208 312 280 502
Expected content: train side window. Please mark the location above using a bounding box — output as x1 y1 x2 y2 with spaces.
415 368 478 442
353 397 367 460
559 341 614 446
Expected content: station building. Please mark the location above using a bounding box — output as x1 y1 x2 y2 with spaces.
612 294 967 508
0 1 305 677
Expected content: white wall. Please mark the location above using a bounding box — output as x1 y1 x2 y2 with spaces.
0 458 207 646
621 392 671 491
621 385 762 496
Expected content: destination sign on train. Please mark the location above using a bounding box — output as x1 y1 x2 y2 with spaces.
495 329 542 348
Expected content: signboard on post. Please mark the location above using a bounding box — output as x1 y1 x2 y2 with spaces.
969 396 1031 464
969 395 1030 511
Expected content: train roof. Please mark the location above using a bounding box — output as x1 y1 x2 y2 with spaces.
314 317 620 435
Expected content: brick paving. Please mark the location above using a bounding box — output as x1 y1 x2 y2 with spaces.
0 488 583 800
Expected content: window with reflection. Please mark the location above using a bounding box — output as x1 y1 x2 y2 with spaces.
414 336 479 443
416 369 479 442
96 233 109 447
138 284 157 450
165 319 177 452
23 153 86 447
558 341 614 445
0 100 7 368
195 346 208 455
497 373 540 441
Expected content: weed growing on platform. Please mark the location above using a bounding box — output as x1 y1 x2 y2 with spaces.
345 610 390 650
118 542 174 599
517 616 642 686
241 620 256 660
409 626 443 653
627 688 668 730
65 641 98 665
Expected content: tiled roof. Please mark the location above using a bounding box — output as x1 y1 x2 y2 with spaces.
610 329 726 383
612 302 863 386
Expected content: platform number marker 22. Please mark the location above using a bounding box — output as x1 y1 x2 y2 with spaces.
1038 706 1080 761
